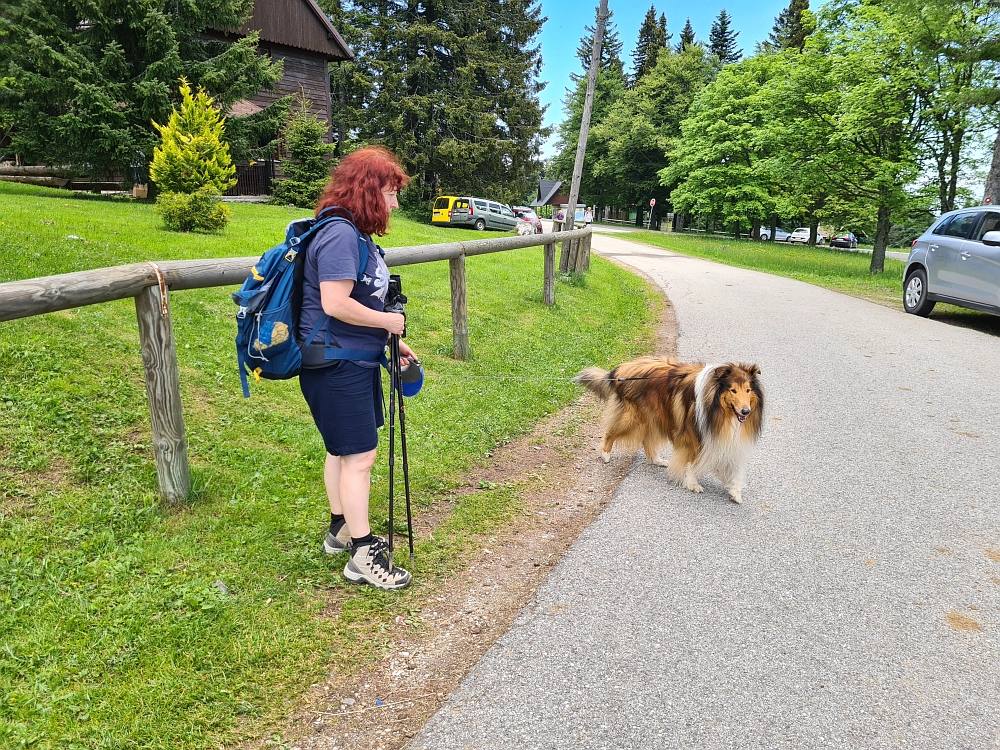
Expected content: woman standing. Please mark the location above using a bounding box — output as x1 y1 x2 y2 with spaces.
297 146 416 590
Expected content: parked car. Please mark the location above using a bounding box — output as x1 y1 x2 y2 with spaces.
788 227 824 244
903 206 1000 317
448 197 518 231
513 206 543 233
758 228 791 242
829 232 858 249
431 195 459 225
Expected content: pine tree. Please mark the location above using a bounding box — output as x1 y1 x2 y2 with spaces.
0 0 282 181
150 81 236 195
271 97 337 208
767 0 813 51
552 6 628 206
675 18 697 53
150 81 235 231
322 0 547 207
632 6 671 83
576 6 625 71
709 9 743 64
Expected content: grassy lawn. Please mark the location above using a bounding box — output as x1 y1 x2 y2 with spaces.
614 229 908 307
0 182 659 749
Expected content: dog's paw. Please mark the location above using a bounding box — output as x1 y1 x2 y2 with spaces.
729 491 743 505
684 481 704 494
601 450 611 464
651 456 669 467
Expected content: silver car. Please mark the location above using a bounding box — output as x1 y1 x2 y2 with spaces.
448 197 518 231
903 207 1000 316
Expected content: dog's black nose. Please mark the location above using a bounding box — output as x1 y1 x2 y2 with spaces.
741 407 751 416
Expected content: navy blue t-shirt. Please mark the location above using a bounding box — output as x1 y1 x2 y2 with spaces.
298 221 390 368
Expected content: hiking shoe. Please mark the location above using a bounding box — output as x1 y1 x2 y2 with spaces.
343 536 412 590
322 523 353 555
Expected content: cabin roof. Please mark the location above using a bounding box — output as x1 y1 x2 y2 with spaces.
236 0 353 60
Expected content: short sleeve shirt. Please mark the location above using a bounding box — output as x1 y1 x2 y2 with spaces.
298 221 390 368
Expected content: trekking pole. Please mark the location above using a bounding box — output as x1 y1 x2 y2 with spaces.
394 347 416 566
386 331 398 572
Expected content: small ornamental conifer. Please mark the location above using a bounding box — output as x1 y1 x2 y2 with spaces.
151 80 236 231
271 98 336 208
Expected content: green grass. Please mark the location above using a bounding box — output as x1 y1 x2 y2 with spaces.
0 182 659 749
613 229 1000 333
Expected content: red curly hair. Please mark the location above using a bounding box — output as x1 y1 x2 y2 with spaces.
315 146 410 236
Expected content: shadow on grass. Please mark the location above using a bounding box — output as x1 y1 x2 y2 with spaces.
929 305 1000 336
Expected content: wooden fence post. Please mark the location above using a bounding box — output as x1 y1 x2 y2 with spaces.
543 241 556 305
135 281 190 505
449 254 470 360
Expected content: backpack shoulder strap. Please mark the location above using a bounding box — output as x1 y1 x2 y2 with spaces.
306 214 370 283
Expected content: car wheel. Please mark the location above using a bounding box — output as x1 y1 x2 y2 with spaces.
474 218 486 231
759 233 769 242
903 268 935 317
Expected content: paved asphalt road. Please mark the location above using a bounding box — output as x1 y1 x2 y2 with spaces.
411 234 1000 749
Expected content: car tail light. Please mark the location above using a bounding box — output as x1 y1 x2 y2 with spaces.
911 239 918 250
468 203 474 215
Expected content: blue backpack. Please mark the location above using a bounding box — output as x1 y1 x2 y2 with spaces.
233 207 377 398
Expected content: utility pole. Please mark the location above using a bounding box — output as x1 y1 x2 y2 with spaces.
561 0 608 273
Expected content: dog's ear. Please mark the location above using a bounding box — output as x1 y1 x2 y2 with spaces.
715 364 733 379
744 364 761 378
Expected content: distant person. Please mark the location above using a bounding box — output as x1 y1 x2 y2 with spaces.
584 207 594 226
555 208 565 223
299 145 417 590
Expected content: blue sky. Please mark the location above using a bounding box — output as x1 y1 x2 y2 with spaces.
535 0 792 158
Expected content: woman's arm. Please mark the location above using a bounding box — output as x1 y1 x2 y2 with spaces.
320 280 405 335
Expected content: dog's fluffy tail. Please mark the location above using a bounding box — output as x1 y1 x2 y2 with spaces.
574 366 614 400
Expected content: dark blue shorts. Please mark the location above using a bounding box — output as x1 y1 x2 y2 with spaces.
299 362 384 456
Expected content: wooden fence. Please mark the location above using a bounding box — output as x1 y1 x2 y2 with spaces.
0 226 592 504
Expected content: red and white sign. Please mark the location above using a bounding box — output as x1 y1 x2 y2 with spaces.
986 196 994 205
649 198 656 207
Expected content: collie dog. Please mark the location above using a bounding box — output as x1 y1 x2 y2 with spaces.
575 358 764 504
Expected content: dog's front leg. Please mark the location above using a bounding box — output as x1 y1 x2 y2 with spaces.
724 467 746 504
642 437 669 467
669 452 703 493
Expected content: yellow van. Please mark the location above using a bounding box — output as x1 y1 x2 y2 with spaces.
432 195 460 224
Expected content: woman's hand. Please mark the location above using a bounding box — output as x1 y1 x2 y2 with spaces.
398 341 417 363
383 312 405 335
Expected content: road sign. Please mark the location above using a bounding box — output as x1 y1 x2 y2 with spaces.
650 198 656 207
986 196 994 205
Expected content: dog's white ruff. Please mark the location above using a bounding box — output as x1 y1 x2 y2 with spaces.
691 364 755 502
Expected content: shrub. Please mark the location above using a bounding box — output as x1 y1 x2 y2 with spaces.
155 188 231 232
150 80 236 230
271 98 336 208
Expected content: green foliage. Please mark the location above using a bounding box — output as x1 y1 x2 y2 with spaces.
709 9 743 65
766 0 815 52
675 18 697 53
0 1 282 180
155 188 231 232
320 0 547 209
150 81 237 195
271 99 336 208
593 46 717 209
0 180 657 748
631 6 671 83
550 7 629 207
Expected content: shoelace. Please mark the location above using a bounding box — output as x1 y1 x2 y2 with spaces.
366 538 394 573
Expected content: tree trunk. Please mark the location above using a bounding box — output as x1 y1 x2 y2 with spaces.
769 214 777 243
635 206 644 227
674 212 684 232
870 204 891 274
808 219 818 246
984 125 1000 206
752 217 761 241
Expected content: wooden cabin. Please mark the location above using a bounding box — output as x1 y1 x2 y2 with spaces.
223 0 352 139
212 0 353 194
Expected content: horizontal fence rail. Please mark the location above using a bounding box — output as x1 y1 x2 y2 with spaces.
0 226 592 503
